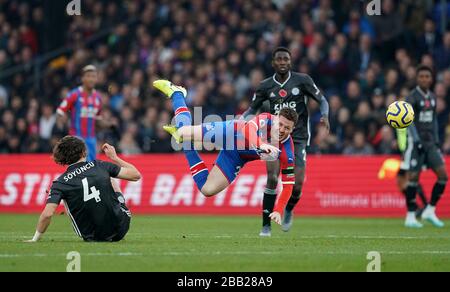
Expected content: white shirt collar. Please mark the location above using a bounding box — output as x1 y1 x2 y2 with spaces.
416 86 430 98
272 71 291 88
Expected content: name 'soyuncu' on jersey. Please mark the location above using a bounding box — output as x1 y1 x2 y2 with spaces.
64 161 95 182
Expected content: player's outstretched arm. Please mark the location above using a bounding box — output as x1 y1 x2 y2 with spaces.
25 203 58 242
102 143 141 182
270 184 294 225
241 117 279 154
317 95 330 133
303 75 330 133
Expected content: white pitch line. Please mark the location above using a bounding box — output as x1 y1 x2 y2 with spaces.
159 251 450 256
191 234 450 240
300 235 450 240
0 252 143 258
149 234 450 240
1 251 450 258
1 235 450 241
1 232 450 241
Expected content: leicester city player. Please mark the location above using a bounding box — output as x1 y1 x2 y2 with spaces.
396 127 428 219
26 136 141 242
403 65 448 228
244 47 330 236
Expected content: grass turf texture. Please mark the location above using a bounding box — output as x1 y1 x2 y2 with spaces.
0 214 449 272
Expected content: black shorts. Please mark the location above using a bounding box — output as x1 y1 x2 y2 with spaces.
84 192 131 242
111 192 131 242
402 143 444 173
111 213 130 242
294 141 307 168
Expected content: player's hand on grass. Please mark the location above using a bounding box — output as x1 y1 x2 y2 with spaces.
102 143 118 160
260 144 280 155
320 116 330 134
269 211 282 225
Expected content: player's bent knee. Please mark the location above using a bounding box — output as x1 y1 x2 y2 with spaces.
200 189 214 197
266 174 279 189
200 185 217 197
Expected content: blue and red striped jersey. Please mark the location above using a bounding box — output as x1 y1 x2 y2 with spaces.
57 87 102 138
236 113 296 184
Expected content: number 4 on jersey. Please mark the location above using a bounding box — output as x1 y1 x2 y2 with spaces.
82 178 101 203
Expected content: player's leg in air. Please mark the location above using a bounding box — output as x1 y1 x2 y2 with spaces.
281 143 306 232
153 80 232 197
420 148 447 227
259 160 280 237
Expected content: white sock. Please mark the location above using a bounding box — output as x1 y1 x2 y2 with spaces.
425 205 436 214
406 212 417 221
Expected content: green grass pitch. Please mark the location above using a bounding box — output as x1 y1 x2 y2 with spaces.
0 214 449 272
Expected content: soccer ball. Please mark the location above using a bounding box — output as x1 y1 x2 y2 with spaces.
386 101 415 129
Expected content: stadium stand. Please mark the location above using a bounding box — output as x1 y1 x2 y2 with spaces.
0 0 449 155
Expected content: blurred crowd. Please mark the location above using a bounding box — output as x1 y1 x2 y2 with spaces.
0 0 449 155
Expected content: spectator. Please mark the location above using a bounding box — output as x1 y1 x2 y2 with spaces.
374 125 397 154
0 126 8 153
348 34 376 78
119 132 142 155
369 0 404 61
417 19 442 57
39 104 56 141
0 0 447 155
343 80 362 114
317 45 349 90
343 131 375 156
434 32 450 71
343 10 375 40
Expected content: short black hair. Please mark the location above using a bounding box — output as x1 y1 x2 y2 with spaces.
417 65 433 75
279 108 298 124
53 136 87 165
272 47 291 59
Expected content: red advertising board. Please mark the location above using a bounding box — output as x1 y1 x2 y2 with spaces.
0 154 449 217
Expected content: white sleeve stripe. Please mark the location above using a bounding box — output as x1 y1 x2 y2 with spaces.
56 109 66 116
